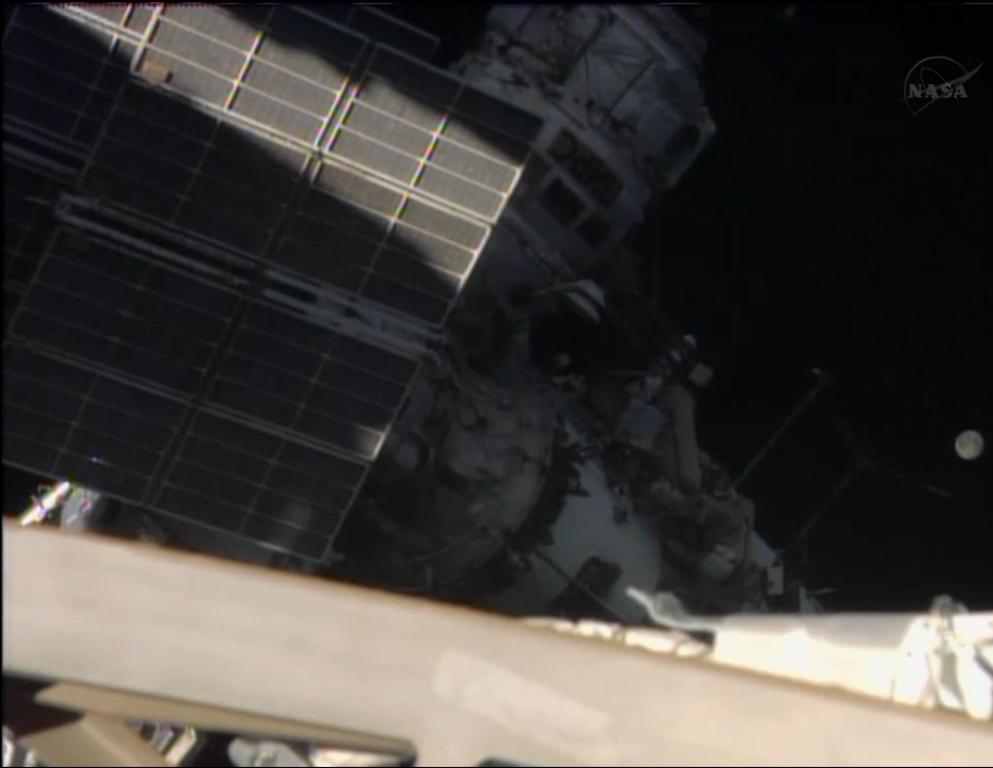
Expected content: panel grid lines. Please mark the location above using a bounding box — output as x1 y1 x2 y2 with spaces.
4 373 173 471
348 95 522 175
4 4 542 561
127 2 164 73
125 60 346 160
322 45 540 227
12 9 130 63
353 107 447 302
3 345 191 503
151 15 352 100
77 80 309 259
3 163 62 291
135 7 360 152
135 44 335 140
3 49 116 100
3 118 92 159
224 26 265 111
67 26 123 144
54 4 149 46
174 113 224 222
328 122 520 200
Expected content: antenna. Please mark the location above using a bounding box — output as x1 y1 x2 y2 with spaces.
732 367 833 491
836 416 954 499
789 415 954 563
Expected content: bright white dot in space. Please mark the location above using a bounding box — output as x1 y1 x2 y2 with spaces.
954 430 984 461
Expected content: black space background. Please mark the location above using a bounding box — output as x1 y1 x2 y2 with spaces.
395 4 993 611
4 5 989 614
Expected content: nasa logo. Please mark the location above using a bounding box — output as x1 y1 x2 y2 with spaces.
903 56 984 120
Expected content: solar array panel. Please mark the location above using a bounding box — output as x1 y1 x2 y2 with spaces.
2 6 134 152
4 221 418 559
68 3 440 63
3 4 543 561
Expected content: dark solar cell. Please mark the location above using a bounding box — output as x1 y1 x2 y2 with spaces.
302 384 395 434
274 242 367 293
331 336 419 384
443 116 532 166
367 49 459 108
293 6 351 26
263 464 354 513
66 427 161 477
207 378 299 429
166 460 259 509
250 494 340 536
190 411 283 460
4 33 105 101
4 372 87 423
3 344 97 395
372 248 460 300
180 436 269 483
4 287 22 332
116 82 218 143
3 434 60 477
360 275 448 325
279 440 365 487
198 144 301 203
283 216 380 268
78 404 174 453
3 77 82 139
267 7 365 66
299 188 391 242
240 514 327 559
3 407 71 451
91 138 194 196
317 359 407 409
90 377 186 427
155 485 246 532
103 110 210 168
453 86 545 144
387 223 476 275
356 77 447 130
174 204 273 256
254 37 352 88
218 353 311 403
242 304 333 353
346 7 438 62
3 165 57 285
292 411 381 460
184 175 285 229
